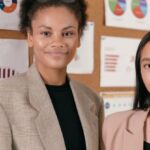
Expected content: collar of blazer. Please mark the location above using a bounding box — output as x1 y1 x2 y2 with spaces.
27 64 66 150
26 63 99 150
126 109 149 134
123 109 149 150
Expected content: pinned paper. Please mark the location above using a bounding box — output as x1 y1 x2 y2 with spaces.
0 39 28 79
67 22 94 74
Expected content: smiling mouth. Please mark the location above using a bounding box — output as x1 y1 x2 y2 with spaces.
45 51 68 57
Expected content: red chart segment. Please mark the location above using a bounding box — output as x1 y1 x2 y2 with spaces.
0 0 17 13
109 0 126 16
131 0 147 18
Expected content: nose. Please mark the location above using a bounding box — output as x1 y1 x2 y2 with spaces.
50 33 65 48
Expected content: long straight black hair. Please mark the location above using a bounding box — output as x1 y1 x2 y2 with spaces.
133 32 150 110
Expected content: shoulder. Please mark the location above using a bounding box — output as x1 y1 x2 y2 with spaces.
70 79 102 105
0 73 28 105
70 79 104 120
104 110 134 124
103 110 134 130
70 79 99 98
0 73 27 91
102 110 134 141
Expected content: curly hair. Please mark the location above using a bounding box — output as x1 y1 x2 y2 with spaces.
19 0 88 36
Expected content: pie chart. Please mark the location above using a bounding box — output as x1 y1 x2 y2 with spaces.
0 0 17 13
131 0 147 19
109 0 126 16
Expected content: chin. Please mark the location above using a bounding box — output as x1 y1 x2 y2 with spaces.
49 64 67 70
48 60 68 69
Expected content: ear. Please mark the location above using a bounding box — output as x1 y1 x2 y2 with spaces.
27 29 33 48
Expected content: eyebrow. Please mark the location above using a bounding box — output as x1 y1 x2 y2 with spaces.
39 25 52 30
63 26 77 30
39 25 77 30
141 58 150 62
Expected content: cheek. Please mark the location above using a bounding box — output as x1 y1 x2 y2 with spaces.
141 71 150 91
33 40 49 55
33 41 45 59
34 39 46 48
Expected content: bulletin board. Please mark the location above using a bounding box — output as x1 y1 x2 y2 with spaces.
71 0 147 93
0 0 147 93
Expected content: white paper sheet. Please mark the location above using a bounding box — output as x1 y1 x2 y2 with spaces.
0 39 28 79
101 92 134 117
67 22 94 74
100 36 140 87
104 0 150 30
0 0 22 30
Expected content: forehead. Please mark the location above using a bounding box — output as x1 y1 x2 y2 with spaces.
31 6 79 28
33 5 77 20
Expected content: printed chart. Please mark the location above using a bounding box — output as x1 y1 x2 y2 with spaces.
105 0 150 30
109 0 126 16
0 0 21 30
0 39 28 79
101 92 134 117
100 36 140 87
131 0 147 18
0 0 17 13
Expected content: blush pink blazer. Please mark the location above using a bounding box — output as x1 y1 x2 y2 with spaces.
102 109 149 150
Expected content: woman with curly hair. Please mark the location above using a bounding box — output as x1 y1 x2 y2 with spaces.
0 0 103 150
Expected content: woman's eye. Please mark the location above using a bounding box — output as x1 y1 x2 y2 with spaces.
144 64 150 69
63 31 75 37
41 31 51 37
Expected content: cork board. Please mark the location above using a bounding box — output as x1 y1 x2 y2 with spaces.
0 0 147 93
71 0 147 92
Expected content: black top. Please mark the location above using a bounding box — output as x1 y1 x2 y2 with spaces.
46 79 86 150
144 141 150 150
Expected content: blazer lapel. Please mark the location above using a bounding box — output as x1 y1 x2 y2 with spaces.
70 80 99 150
27 64 66 150
123 110 149 150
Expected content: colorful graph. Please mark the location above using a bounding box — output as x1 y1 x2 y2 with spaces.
131 0 147 19
109 0 126 16
0 0 17 13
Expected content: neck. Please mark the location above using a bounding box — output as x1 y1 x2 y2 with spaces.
36 63 67 85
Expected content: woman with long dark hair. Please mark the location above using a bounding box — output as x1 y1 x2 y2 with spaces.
102 32 150 150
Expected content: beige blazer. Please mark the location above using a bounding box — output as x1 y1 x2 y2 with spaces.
0 64 103 150
102 109 149 150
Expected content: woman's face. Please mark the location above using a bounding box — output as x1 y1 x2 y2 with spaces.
140 41 150 92
27 6 80 71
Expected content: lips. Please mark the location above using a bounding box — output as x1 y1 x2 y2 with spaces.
45 50 69 57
